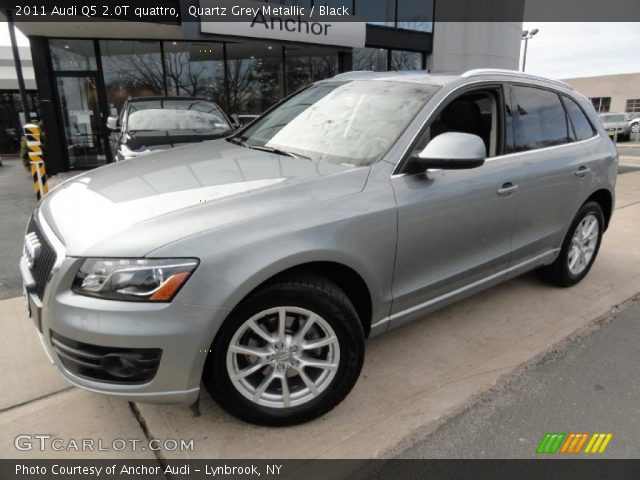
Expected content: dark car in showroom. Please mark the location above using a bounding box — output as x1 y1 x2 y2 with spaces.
107 97 235 161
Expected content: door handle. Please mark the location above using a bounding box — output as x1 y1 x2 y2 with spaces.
497 182 519 196
575 166 591 177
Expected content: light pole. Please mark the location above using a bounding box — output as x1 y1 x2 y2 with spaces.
521 28 539 72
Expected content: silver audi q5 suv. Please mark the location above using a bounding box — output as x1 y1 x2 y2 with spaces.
21 69 617 425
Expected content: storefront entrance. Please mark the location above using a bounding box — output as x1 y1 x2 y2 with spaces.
56 74 110 168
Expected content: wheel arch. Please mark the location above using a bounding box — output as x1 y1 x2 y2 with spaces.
584 188 613 230
224 257 376 339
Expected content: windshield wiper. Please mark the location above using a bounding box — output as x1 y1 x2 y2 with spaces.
228 137 311 160
248 145 311 160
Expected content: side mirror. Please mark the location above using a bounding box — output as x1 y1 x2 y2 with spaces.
106 116 120 131
412 132 486 170
230 114 241 129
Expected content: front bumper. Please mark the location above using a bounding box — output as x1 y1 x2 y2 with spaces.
21 215 229 404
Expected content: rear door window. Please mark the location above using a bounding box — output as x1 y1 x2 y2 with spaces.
563 96 596 141
508 85 570 153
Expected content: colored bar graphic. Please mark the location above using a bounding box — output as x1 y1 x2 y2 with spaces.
560 433 589 453
584 433 613 454
539 433 613 454
537 433 566 453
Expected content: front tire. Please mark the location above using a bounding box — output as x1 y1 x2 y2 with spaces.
538 201 604 287
203 273 365 426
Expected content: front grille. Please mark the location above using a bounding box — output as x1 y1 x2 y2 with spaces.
25 215 58 299
50 331 162 384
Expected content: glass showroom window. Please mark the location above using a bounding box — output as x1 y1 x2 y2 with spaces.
50 39 97 71
396 0 434 32
226 43 284 116
390 50 423 70
100 40 164 116
285 47 339 94
357 0 395 26
164 41 226 107
353 48 388 71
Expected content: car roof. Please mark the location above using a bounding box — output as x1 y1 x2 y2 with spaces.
326 69 574 92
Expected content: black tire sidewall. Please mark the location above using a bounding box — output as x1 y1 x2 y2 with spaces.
557 202 605 285
204 279 364 426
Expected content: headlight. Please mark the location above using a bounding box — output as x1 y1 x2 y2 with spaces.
72 258 199 302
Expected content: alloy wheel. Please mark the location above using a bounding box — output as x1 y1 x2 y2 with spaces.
567 214 599 275
226 307 340 408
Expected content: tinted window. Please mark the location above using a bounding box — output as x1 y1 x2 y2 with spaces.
509 86 569 153
353 48 388 71
226 43 283 115
100 40 164 115
357 0 395 26
390 50 422 70
163 41 225 107
285 46 339 94
563 96 595 141
396 0 434 32
50 39 97 71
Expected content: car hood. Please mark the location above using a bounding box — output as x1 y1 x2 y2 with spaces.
41 139 369 257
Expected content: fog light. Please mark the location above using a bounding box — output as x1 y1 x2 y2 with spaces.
102 354 138 378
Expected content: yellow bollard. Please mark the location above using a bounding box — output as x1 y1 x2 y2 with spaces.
24 124 48 202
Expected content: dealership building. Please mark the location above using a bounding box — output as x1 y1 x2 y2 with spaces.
4 0 523 174
561 73 640 114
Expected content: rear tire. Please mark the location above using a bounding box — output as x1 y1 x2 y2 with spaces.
203 273 365 426
538 201 604 287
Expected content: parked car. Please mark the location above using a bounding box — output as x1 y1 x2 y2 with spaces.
628 113 640 134
22 69 617 426
598 112 631 141
107 97 235 160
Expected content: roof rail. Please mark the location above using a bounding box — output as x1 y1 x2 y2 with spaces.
331 70 431 81
331 71 383 80
461 69 574 90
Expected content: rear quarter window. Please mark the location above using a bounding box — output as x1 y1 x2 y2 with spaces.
563 96 596 141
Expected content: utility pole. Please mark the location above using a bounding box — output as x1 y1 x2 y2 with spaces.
5 9 31 124
521 28 539 72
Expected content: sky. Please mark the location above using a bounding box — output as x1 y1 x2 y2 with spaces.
1 20 640 80
520 22 640 79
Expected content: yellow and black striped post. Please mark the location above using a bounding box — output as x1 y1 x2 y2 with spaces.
24 123 48 202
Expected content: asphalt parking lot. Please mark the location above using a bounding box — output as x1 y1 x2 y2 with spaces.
396 296 640 459
0 152 639 461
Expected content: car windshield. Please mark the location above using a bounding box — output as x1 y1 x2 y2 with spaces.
127 99 232 135
600 114 627 122
234 80 440 166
